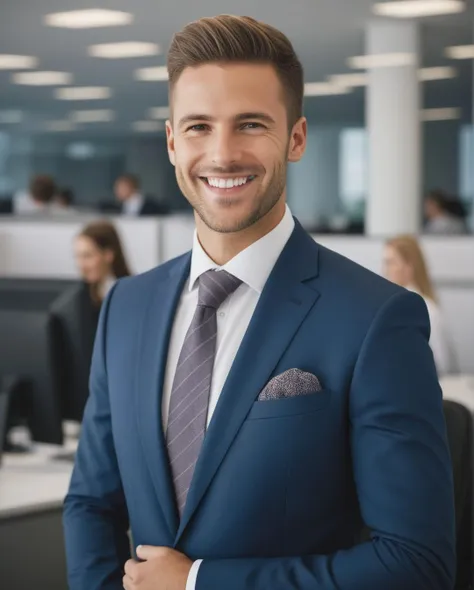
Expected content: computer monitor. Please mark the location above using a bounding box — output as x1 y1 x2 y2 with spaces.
0 308 63 445
0 199 13 214
52 283 98 422
0 278 78 301
0 377 13 465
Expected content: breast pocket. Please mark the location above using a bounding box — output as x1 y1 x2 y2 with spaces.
246 390 331 420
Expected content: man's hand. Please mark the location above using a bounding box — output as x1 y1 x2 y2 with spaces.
123 546 193 590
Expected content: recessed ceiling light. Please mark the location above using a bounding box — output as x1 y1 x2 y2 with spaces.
133 121 164 132
421 107 461 121
304 82 351 96
135 66 168 81
12 71 72 86
418 66 457 81
0 110 23 124
0 54 38 70
330 66 456 85
149 106 170 119
44 9 133 29
66 142 96 159
329 73 369 87
70 109 114 123
446 45 474 59
373 0 464 18
88 42 160 59
349 53 416 69
55 87 112 100
43 120 77 132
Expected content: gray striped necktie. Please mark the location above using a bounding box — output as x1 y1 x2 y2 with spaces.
167 269 242 516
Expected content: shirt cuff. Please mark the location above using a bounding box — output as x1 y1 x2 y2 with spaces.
186 559 203 590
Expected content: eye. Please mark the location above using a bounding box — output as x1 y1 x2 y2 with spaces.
241 122 264 130
186 124 208 132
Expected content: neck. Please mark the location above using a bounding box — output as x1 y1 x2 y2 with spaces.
195 198 286 266
98 273 115 295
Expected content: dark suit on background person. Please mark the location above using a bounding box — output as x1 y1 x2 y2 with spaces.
138 197 168 216
114 173 168 217
64 213 455 590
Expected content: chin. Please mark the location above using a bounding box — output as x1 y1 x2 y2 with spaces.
201 210 261 234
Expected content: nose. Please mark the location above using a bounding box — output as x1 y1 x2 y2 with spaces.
209 126 242 168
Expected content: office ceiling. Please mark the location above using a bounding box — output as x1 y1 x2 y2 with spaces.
0 0 473 134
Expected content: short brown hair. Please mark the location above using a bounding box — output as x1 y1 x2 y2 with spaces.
167 15 304 127
117 173 140 190
30 174 56 204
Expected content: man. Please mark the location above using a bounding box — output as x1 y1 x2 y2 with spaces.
114 173 163 216
64 15 455 590
14 174 57 215
424 189 466 235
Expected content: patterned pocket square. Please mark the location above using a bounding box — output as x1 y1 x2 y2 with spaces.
258 368 322 401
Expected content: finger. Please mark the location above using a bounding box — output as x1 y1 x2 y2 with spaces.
136 544 168 560
124 559 138 579
122 573 133 590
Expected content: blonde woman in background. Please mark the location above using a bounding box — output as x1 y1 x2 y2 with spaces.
383 235 457 375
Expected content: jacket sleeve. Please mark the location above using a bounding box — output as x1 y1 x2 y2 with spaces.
63 282 130 590
196 290 456 590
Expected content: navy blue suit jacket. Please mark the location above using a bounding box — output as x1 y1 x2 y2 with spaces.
64 220 455 589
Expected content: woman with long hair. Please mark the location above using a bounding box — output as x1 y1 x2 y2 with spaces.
74 221 131 305
383 235 457 375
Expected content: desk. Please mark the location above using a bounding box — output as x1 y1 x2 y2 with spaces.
0 441 75 590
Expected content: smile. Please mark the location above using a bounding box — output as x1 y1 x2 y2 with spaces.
200 175 256 190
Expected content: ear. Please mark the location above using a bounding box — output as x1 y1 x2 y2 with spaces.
166 120 176 167
287 117 307 163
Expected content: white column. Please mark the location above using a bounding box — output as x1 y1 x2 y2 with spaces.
366 19 421 236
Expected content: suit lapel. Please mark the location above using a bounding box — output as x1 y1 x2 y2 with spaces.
135 253 191 540
175 222 321 543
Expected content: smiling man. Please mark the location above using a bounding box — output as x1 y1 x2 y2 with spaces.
63 15 455 590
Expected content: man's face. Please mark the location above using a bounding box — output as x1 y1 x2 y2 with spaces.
424 198 441 220
114 180 134 202
167 62 306 233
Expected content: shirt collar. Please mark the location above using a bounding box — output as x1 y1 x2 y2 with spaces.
189 205 295 294
124 193 144 212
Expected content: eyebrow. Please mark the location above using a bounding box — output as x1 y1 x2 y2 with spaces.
178 112 276 129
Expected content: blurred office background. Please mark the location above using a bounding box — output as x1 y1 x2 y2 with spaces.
0 1 474 589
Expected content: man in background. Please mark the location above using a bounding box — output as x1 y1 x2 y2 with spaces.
14 174 57 215
114 173 163 216
424 189 467 235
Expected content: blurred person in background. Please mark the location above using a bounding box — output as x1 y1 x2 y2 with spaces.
74 221 131 308
15 174 57 215
383 235 457 375
53 187 77 213
424 190 467 235
114 173 163 216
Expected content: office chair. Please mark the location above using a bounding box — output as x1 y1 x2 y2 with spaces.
0 376 16 464
443 400 472 590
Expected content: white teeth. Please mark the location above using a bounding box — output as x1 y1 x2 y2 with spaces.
207 176 251 188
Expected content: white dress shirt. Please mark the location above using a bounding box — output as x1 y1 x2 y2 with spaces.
407 286 457 376
98 275 117 301
160 205 295 590
123 193 144 216
422 297 457 376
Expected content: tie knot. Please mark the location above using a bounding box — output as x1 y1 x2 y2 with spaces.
197 270 242 309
